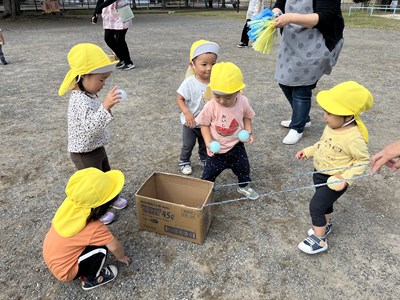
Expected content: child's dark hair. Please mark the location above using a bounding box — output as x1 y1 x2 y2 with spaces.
76 75 96 98
86 195 118 223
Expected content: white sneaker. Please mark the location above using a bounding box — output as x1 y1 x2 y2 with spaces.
181 165 192 175
280 120 311 128
237 186 260 200
283 129 303 144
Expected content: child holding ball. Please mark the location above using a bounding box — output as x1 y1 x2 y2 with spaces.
195 62 259 200
58 43 127 225
177 39 220 175
295 81 373 254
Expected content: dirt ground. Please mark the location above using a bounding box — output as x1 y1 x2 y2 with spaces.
0 12 399 300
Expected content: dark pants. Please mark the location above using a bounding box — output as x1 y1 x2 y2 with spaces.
310 172 347 227
201 142 251 187
240 19 251 45
75 246 108 280
104 29 132 65
279 82 317 133
179 126 207 165
70 147 110 172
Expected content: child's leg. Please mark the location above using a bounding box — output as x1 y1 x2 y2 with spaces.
179 126 197 166
310 173 347 237
230 143 251 187
75 246 108 280
195 128 207 163
201 154 226 182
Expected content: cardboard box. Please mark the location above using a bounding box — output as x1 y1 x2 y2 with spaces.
135 172 214 244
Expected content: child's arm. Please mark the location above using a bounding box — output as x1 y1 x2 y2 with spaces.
106 238 131 266
243 117 254 143
177 94 196 128
200 125 214 156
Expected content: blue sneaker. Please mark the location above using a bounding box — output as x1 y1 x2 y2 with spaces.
80 265 118 290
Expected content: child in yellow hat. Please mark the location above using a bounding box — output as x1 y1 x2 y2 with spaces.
43 168 131 290
295 81 373 254
177 39 220 175
59 43 128 224
195 62 259 200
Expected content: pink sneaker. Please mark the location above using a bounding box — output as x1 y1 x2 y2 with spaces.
99 211 115 225
111 197 128 210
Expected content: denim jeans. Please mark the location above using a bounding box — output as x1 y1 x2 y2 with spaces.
279 83 317 133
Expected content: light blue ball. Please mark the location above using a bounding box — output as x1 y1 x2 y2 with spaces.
238 130 250 141
117 89 127 101
210 141 221 153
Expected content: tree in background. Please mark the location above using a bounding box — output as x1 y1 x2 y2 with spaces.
2 0 22 19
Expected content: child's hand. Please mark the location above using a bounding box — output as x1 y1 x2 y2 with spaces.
327 175 348 191
102 86 121 111
184 112 196 128
295 150 306 160
206 142 215 157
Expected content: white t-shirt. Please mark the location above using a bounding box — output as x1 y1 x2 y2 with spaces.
247 0 264 20
177 75 208 126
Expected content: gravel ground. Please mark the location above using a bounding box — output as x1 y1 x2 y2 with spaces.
0 13 399 299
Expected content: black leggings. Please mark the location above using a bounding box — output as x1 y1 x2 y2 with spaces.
104 29 132 65
201 142 251 188
75 246 108 280
310 172 347 227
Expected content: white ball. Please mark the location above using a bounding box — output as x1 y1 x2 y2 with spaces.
117 89 127 101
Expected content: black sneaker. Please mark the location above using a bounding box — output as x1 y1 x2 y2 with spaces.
122 63 135 71
80 265 118 290
237 43 248 48
298 234 328 254
1 58 7 65
115 61 125 69
307 222 332 236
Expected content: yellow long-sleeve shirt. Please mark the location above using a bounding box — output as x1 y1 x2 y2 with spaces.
303 125 369 185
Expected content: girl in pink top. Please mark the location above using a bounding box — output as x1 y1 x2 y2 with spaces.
196 62 259 200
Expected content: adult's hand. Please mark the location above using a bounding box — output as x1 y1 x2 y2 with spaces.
371 140 400 173
91 15 98 24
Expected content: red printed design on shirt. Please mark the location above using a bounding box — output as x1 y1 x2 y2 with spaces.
215 118 239 136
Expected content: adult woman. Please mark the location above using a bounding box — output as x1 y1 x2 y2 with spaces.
92 0 135 71
272 0 344 144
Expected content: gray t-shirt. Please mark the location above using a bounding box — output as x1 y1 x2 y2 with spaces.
275 0 343 86
177 75 208 126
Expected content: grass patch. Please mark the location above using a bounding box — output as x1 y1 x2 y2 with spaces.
344 11 400 30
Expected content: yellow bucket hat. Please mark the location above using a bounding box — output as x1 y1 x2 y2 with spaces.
53 168 124 237
316 81 373 143
58 43 118 96
209 62 246 94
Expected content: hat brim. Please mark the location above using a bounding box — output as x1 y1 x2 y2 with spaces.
89 61 118 74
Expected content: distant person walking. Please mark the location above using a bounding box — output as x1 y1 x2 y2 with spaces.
0 28 8 65
237 0 265 48
92 0 135 71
